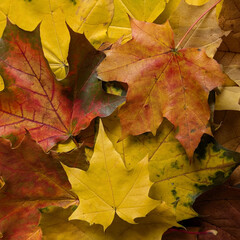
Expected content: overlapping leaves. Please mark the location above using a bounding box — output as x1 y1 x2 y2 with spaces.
0 134 77 239
0 22 124 151
98 18 229 158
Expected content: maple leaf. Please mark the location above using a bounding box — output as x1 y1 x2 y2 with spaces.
98 18 229 158
103 112 240 221
0 0 114 79
0 133 77 239
40 203 179 240
193 184 240 240
62 120 159 230
0 21 124 151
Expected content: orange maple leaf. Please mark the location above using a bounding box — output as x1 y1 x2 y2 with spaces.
98 19 229 158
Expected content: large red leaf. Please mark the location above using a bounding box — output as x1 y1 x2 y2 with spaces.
97 19 229 158
0 133 77 239
0 21 125 151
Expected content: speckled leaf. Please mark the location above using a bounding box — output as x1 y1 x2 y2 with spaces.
193 185 240 240
0 133 77 240
62 120 160 230
0 22 124 151
103 113 240 221
98 19 229 158
150 134 240 221
41 203 179 240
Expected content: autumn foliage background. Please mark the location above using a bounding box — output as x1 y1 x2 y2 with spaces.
0 0 239 239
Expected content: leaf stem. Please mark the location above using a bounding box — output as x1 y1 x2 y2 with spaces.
165 228 218 236
175 0 222 49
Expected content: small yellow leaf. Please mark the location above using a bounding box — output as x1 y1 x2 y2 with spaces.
63 120 159 230
54 139 77 153
40 8 70 80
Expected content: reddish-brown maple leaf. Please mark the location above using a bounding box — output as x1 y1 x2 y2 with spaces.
97 19 229 158
0 133 77 239
193 184 240 240
0 22 125 151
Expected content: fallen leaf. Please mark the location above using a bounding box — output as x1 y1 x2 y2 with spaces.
0 22 124 151
0 0 114 79
0 0 71 79
166 0 227 58
41 202 179 240
214 111 240 152
62 120 159 230
0 133 77 239
98 18 229 158
103 113 240 221
40 7 70 80
193 184 240 240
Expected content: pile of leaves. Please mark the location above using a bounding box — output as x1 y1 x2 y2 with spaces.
0 0 239 239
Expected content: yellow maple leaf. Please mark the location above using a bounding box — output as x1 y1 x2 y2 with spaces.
62 120 159 230
103 112 240 221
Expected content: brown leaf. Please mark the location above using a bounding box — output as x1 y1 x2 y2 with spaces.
218 0 240 37
214 111 240 152
193 185 240 240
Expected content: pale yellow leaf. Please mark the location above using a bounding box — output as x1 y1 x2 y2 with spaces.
40 8 70 80
63 120 159 230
